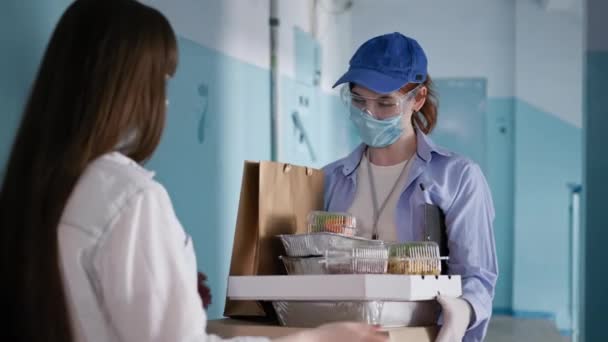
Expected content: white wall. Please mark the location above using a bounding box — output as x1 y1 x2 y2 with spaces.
350 0 516 98
315 0 354 92
145 0 584 128
277 0 354 91
142 0 270 69
277 0 312 78
515 0 584 127
144 0 350 87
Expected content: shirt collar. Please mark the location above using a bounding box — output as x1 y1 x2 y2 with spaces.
100 152 156 177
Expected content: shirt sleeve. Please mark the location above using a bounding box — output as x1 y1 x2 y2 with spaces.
444 162 498 341
94 182 269 342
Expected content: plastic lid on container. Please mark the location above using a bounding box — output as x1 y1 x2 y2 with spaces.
387 241 442 275
307 211 357 236
388 241 440 258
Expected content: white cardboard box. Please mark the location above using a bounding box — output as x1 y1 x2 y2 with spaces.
227 274 461 301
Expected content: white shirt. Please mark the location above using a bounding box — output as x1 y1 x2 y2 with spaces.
58 152 267 342
348 154 412 242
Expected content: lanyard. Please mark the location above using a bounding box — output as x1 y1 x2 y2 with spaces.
366 151 411 240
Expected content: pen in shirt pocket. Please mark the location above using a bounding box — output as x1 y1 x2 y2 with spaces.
419 182 432 204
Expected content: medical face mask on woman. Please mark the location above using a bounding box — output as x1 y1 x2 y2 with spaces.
349 107 404 148
345 85 421 148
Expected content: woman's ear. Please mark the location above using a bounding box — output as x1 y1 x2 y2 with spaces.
413 86 428 112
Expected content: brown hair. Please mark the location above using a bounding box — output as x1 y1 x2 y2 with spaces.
0 0 177 341
400 74 438 134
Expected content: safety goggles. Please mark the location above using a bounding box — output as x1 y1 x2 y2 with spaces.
340 84 422 119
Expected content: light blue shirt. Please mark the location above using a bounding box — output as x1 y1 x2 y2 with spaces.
323 131 498 342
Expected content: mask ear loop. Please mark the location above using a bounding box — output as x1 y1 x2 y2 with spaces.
400 83 425 114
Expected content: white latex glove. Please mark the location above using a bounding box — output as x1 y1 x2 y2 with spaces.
435 296 473 342
274 322 388 342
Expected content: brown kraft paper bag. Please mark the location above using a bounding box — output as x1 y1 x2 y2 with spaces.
224 161 324 318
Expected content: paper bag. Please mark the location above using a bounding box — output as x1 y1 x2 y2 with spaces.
224 161 324 318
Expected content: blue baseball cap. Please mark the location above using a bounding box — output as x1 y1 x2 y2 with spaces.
333 32 428 94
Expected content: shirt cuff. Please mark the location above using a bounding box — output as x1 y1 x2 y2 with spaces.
461 290 490 331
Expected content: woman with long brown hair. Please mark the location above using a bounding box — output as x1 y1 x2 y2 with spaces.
0 1 386 342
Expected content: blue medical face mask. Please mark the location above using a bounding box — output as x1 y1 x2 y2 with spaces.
344 84 421 148
349 107 404 148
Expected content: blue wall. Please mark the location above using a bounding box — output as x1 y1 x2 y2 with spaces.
280 27 356 169
486 98 516 312
0 0 71 176
146 37 271 318
432 78 488 169
513 99 582 332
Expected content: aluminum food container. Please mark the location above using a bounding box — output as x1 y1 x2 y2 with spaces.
388 242 442 275
272 300 441 328
281 247 389 275
280 256 327 275
307 211 357 236
325 246 388 274
277 232 385 257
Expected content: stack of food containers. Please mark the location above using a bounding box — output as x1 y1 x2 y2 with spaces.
268 211 450 328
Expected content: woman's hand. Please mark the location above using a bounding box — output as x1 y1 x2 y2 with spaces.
435 295 473 342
